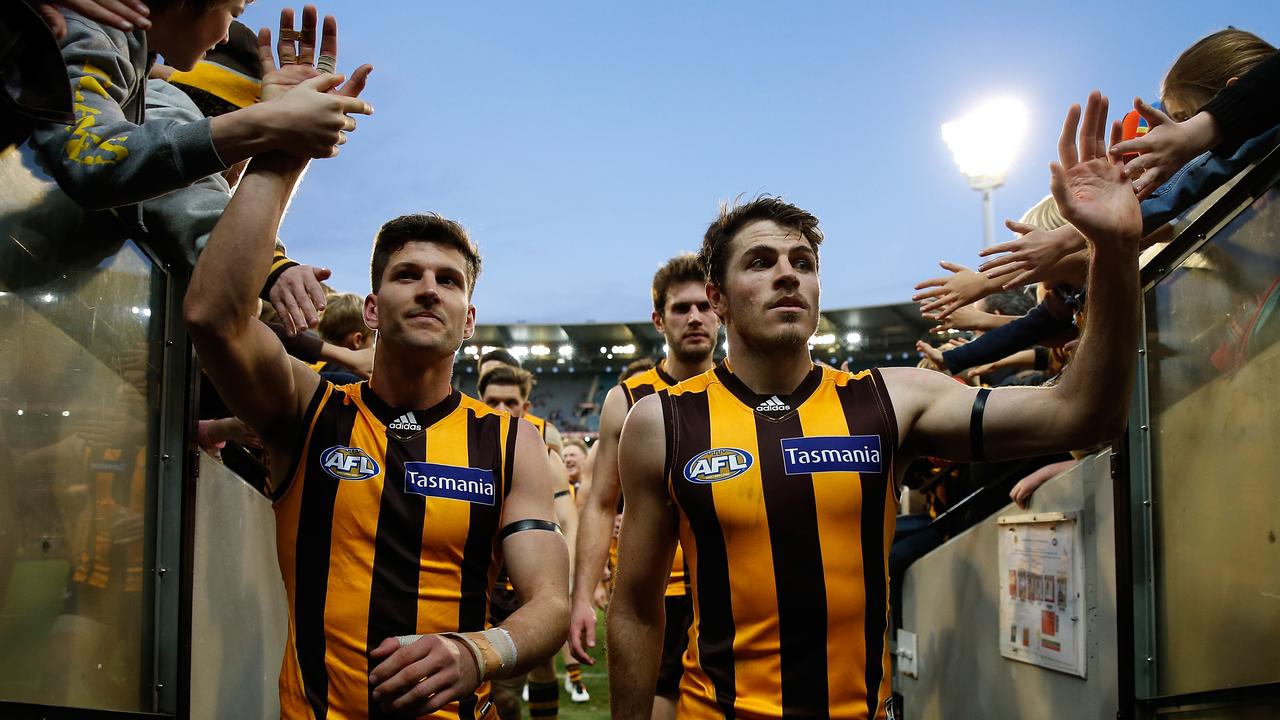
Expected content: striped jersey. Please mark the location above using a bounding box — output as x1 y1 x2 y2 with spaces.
621 362 688 597
73 445 146 593
660 363 898 720
273 381 515 720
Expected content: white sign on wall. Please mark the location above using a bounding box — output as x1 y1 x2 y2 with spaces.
997 511 1086 678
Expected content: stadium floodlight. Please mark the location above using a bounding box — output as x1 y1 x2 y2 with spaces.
941 97 1028 247
558 345 573 358
463 346 479 356
809 333 836 347
611 344 636 355
530 345 551 357
510 345 530 359
846 331 862 345
41 293 55 303
481 345 498 355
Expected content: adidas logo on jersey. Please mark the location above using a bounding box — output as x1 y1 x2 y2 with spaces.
389 413 422 432
755 395 791 413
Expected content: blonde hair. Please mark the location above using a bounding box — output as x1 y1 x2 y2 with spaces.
1162 29 1275 116
1019 195 1067 231
317 293 370 344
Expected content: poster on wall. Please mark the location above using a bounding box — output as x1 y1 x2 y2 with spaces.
997 511 1086 678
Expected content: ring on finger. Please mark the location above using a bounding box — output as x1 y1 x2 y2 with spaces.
317 54 337 74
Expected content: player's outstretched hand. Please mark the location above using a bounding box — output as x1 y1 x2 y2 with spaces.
369 634 480 717
258 7 373 100
1050 92 1141 248
1108 98 1220 200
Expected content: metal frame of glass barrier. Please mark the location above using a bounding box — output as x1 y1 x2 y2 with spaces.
1118 145 1280 718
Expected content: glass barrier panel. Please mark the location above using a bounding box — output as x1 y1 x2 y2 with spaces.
1144 186 1280 696
0 147 163 712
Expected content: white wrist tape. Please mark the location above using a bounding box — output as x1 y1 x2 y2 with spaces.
484 627 518 670
397 628 518 680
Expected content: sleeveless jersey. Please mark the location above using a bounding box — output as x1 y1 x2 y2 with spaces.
273 382 514 720
661 363 898 720
621 363 688 597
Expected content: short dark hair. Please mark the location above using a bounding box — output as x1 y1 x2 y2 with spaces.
981 288 1035 317
698 195 823 288
478 365 533 399
477 348 521 373
651 253 705 315
619 357 655 383
370 213 480 295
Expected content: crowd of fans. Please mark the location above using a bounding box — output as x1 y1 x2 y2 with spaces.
912 28 1280 510
2 0 1278 717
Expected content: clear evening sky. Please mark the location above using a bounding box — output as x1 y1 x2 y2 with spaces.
242 1 1279 324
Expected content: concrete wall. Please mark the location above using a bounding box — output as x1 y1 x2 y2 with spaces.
896 450 1116 720
189 454 286 720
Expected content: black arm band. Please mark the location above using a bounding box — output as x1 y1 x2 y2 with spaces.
498 519 561 541
553 490 571 498
970 387 992 462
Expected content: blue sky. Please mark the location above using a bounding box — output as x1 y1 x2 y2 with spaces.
244 1 1279 324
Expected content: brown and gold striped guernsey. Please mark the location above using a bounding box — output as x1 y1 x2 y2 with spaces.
661 363 899 720
620 362 688 597
273 381 515 720
73 445 146 594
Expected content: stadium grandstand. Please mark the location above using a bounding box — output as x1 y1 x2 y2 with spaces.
453 303 931 432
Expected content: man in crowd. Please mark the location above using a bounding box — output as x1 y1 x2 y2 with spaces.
607 93 1140 720
569 253 720 720
183 35 569 718
478 349 567 456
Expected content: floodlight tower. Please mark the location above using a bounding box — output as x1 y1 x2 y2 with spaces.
941 97 1029 247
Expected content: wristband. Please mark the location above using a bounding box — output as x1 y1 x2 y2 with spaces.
261 254 299 300
398 628 518 681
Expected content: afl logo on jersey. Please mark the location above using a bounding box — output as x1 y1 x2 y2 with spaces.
683 448 753 484
320 445 381 481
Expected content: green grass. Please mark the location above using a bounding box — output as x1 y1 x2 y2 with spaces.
557 609 610 720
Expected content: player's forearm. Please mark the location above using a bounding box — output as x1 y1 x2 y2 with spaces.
605 595 665 720
185 154 306 337
498 581 571 677
1050 243 1140 444
572 498 618 604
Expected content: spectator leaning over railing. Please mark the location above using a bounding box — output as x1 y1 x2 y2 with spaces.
973 29 1278 291
30 2 364 213
1111 32 1279 197
141 19 341 333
